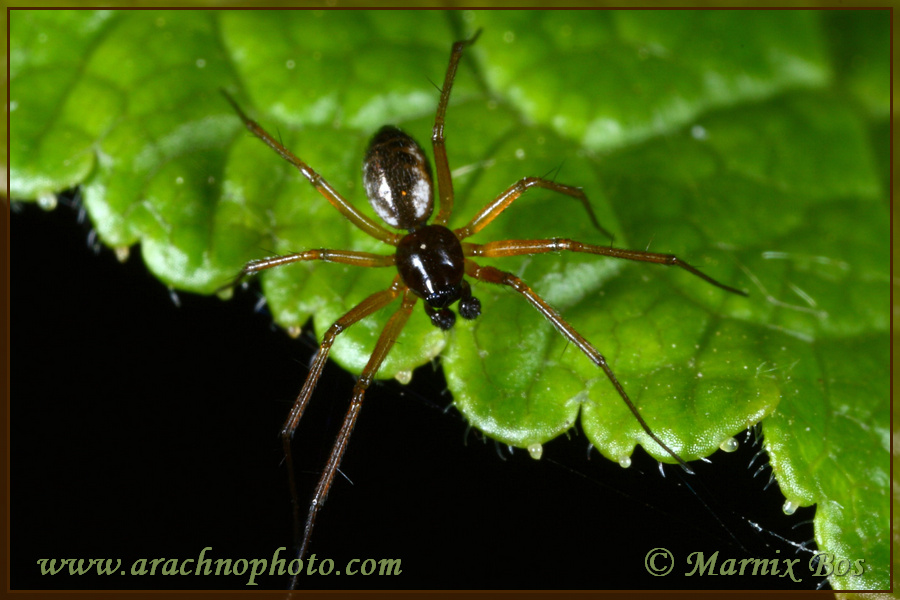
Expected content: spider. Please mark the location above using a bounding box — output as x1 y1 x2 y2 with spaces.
222 31 746 587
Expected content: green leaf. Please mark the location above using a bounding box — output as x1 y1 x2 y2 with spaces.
11 9 889 590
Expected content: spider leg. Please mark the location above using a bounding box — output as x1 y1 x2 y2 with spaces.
219 249 396 293
286 286 417 589
463 259 695 474
221 90 400 246
432 30 481 227
454 177 613 241
464 238 747 296
280 277 404 580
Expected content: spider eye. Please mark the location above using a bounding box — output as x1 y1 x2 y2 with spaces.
425 286 462 310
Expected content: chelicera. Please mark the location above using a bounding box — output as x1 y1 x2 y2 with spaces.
222 31 746 587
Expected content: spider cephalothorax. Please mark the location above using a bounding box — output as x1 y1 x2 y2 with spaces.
222 29 746 590
396 223 481 330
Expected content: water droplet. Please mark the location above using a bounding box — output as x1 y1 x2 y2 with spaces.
719 437 739 453
286 59 296 70
618 455 632 469
175 176 184 185
37 191 57 211
195 58 206 68
114 246 130 263
691 124 708 140
394 370 412 385
782 500 799 515
527 443 543 460
514 148 525 160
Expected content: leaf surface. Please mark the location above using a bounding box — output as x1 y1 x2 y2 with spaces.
10 9 889 590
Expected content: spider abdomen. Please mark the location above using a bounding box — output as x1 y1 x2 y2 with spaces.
363 126 434 231
396 224 465 308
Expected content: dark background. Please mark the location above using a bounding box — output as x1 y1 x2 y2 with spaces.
12 197 824 590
